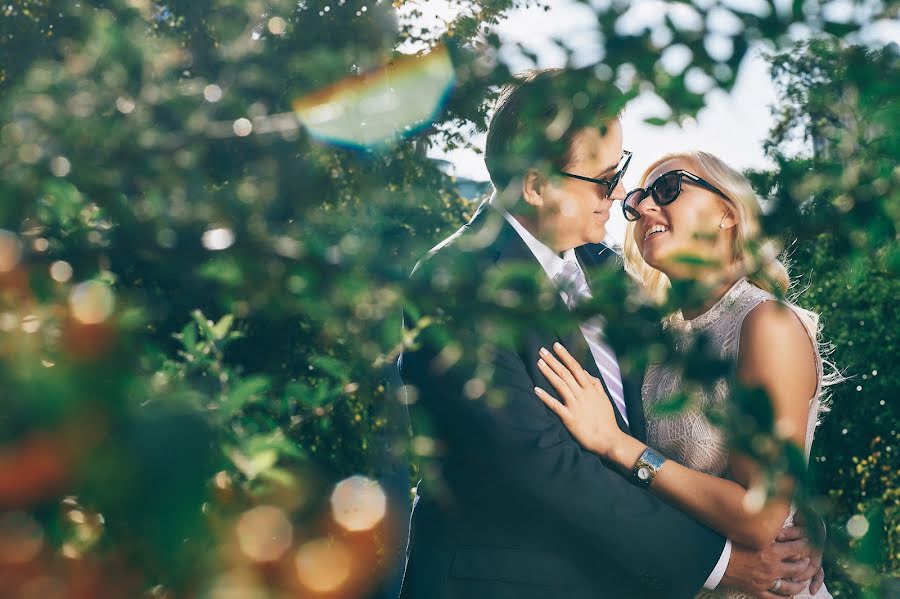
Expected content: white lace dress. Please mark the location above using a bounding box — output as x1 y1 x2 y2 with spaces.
641 278 832 599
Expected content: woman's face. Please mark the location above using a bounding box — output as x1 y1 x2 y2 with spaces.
633 158 734 279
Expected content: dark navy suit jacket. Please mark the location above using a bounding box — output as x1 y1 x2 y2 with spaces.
397 201 725 599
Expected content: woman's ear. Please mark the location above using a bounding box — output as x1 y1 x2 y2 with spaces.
521 169 545 208
719 209 738 230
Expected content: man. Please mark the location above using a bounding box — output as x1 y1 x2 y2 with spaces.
398 68 823 598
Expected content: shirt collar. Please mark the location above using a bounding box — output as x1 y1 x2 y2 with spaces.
489 192 578 282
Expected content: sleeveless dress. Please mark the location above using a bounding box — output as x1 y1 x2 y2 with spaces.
641 278 832 599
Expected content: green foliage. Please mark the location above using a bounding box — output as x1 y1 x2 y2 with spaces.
753 38 899 597
0 0 896 596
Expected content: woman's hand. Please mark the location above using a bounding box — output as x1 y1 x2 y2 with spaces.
534 342 625 457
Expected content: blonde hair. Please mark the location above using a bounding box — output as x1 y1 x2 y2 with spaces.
622 150 790 303
623 150 842 412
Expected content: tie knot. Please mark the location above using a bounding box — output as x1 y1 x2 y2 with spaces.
553 259 590 308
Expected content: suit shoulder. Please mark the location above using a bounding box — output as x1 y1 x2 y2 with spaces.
410 222 483 281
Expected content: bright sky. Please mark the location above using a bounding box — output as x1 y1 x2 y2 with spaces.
408 0 897 245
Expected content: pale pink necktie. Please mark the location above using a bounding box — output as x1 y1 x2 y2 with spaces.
553 259 628 425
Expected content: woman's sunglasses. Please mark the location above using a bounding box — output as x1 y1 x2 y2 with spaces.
622 169 730 222
560 150 632 198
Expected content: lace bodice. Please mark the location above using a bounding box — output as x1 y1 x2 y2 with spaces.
641 278 831 599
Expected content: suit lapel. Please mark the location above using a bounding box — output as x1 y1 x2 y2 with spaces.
575 244 647 441
556 323 632 435
475 208 634 437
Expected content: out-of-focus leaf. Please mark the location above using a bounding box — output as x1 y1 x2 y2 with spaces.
219 375 269 419
212 314 234 341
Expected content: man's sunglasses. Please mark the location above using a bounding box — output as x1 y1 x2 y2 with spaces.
559 150 632 198
622 169 731 222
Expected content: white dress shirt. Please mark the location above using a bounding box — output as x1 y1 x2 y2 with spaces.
490 196 731 590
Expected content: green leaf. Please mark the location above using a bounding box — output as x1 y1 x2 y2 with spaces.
643 116 669 126
309 355 348 382
228 447 278 480
180 322 197 351
650 391 692 416
192 309 216 341
212 314 234 340
286 381 336 408
219 375 270 419
199 257 243 286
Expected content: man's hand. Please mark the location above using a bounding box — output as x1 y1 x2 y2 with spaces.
787 509 828 595
721 534 817 598
778 525 826 595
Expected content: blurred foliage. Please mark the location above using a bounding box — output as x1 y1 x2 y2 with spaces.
0 0 896 597
749 38 899 598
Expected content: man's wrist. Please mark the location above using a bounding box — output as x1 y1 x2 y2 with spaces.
704 539 732 589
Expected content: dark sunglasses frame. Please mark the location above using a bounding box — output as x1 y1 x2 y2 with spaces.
622 169 730 222
559 150 632 198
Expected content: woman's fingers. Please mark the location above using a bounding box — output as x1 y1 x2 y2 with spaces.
589 376 609 398
534 386 568 419
551 343 592 387
539 347 581 393
537 357 575 404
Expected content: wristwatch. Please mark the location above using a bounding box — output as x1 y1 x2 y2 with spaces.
632 447 667 488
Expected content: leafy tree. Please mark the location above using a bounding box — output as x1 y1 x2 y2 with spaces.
0 1 895 596
749 38 899 598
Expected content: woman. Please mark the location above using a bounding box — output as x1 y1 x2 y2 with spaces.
533 151 833 598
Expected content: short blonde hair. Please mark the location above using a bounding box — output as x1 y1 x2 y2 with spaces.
622 150 790 303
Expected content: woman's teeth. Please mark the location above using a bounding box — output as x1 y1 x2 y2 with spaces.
644 225 669 240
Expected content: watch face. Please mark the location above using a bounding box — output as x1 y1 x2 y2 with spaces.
638 467 651 480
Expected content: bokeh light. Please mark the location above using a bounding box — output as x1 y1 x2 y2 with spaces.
0 229 23 273
329 475 387 532
233 118 253 137
115 96 136 114
21 315 42 334
267 17 287 35
846 514 870 538
235 505 293 562
293 44 455 148
294 538 352 593
50 156 71 177
202 227 235 250
68 281 115 324
204 84 223 103
50 260 74 283
205 570 268 599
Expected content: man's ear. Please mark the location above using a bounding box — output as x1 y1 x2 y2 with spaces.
521 169 546 208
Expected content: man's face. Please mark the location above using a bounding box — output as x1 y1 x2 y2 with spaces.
531 119 626 252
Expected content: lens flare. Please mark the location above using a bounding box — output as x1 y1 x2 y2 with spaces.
293 44 455 148
294 538 352 593
329 475 387 532
236 505 293 562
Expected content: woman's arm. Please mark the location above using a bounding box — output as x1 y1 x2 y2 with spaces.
535 301 818 550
